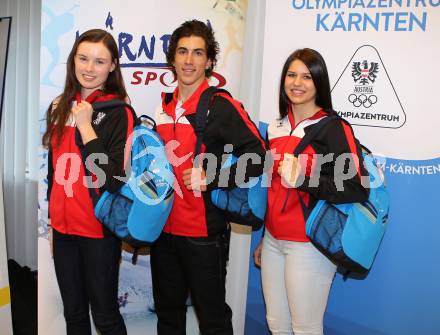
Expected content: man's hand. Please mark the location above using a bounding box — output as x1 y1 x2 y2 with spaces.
182 167 207 192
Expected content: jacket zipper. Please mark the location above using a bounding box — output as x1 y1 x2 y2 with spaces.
272 116 311 221
279 128 294 213
170 116 177 233
170 114 184 233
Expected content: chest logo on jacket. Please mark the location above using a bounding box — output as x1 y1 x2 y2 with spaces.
93 112 106 125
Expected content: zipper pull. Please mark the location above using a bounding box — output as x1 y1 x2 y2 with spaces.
281 189 291 213
174 115 179 132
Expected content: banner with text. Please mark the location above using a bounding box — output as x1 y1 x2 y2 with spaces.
245 2 440 335
38 0 247 333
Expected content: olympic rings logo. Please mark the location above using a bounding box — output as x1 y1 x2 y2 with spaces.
348 94 378 108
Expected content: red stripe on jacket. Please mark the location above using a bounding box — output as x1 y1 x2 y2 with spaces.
341 122 361 178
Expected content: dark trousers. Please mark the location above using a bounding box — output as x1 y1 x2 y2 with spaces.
151 231 233 335
52 228 127 335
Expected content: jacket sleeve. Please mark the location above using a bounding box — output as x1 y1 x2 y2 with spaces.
84 106 135 193
205 96 268 191
295 119 369 204
45 100 57 219
46 147 53 219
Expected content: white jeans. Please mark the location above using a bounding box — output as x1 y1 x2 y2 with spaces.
261 231 336 335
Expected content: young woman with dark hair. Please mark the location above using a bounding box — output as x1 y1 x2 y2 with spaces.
254 48 368 335
43 29 134 335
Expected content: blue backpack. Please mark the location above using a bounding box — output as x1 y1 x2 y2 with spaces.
88 101 174 248
294 114 390 277
192 87 267 231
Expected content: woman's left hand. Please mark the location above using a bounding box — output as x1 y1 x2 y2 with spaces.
278 153 301 187
72 100 93 130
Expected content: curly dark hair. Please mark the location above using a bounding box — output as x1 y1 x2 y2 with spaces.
166 20 219 78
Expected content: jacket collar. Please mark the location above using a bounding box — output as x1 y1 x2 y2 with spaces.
162 80 210 119
287 106 327 130
75 90 119 104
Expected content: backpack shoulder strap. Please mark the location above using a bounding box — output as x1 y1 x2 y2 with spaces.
293 113 340 157
211 88 232 99
92 99 137 119
164 92 174 105
193 86 231 165
92 99 131 111
289 112 340 215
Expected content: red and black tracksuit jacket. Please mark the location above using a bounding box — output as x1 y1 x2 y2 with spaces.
156 80 266 237
265 109 369 242
47 90 135 238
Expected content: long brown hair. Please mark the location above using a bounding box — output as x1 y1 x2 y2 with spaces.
42 29 127 147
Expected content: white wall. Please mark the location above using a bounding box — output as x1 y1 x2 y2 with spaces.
0 0 41 270
0 14 14 335
227 1 266 334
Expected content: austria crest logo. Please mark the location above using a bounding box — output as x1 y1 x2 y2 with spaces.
352 60 379 86
332 45 406 129
349 60 379 108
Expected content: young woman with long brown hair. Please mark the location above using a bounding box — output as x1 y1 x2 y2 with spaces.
42 29 134 335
